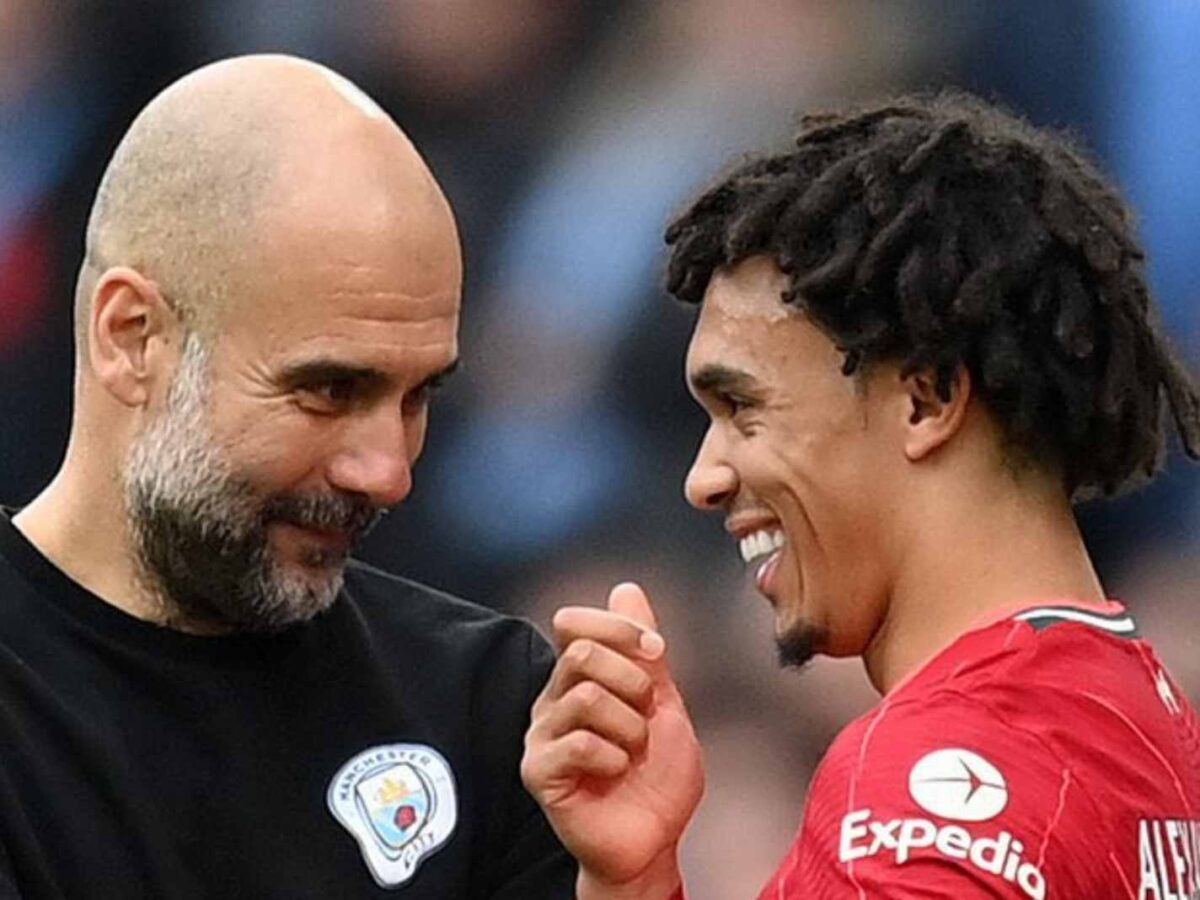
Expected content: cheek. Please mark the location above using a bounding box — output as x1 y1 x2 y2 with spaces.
774 429 886 570
802 461 895 644
769 421 860 513
214 403 333 486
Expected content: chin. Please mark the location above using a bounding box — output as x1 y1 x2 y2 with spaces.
775 618 828 671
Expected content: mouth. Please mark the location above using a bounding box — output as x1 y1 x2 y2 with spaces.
272 520 354 559
737 527 786 596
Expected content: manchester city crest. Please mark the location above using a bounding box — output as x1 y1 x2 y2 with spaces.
328 743 458 887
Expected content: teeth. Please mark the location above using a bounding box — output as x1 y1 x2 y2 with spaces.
738 528 785 564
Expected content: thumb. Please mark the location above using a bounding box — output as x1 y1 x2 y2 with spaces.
607 583 687 707
608 581 659 629
608 581 665 659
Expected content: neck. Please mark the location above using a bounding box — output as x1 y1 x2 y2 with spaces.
862 472 1104 695
13 440 164 625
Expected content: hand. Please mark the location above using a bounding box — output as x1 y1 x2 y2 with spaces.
521 583 704 899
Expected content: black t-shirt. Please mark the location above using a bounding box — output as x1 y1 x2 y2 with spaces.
0 514 575 899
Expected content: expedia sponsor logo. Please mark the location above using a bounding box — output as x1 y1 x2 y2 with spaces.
1138 818 1200 900
839 809 1047 899
908 748 1008 822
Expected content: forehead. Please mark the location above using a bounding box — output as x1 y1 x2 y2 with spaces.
686 257 837 381
685 257 865 416
217 181 462 370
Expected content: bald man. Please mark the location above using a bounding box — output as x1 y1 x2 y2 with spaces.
0 56 574 898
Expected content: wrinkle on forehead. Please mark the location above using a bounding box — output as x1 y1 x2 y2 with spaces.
235 291 461 334
239 311 459 352
324 289 461 314
304 314 459 344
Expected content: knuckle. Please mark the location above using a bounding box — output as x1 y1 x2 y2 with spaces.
631 672 654 702
566 730 599 763
565 639 594 668
519 754 537 788
573 680 604 710
519 744 549 791
523 716 545 745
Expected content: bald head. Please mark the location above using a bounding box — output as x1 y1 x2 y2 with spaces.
78 54 452 352
38 55 462 633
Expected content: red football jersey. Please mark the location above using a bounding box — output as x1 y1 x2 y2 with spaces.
758 601 1200 899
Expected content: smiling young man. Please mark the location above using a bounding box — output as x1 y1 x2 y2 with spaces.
521 93 1200 898
0 56 574 898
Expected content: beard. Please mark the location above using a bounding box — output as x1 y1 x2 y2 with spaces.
122 333 381 634
775 619 829 671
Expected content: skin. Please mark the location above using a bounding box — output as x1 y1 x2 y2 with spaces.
522 255 1105 898
15 55 461 634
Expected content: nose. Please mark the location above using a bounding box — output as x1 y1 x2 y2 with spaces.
684 427 737 511
327 410 416 509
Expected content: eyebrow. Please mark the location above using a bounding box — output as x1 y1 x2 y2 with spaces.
278 357 460 391
688 363 759 396
278 360 380 385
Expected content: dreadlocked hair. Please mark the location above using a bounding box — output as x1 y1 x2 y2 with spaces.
665 91 1200 499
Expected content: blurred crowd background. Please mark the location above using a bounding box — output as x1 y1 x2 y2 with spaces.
2 1 1197 895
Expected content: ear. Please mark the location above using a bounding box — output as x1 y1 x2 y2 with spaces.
87 267 179 408
902 365 971 462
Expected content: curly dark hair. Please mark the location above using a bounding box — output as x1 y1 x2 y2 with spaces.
664 91 1200 498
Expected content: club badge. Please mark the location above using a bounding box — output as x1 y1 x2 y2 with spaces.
328 743 458 887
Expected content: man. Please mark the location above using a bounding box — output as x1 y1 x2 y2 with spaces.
522 93 1200 898
0 55 574 898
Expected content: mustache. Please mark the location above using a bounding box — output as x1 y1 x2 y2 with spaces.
263 491 382 538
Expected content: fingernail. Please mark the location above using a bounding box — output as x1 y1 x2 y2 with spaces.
639 630 665 659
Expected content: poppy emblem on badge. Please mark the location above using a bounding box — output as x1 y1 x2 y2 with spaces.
328 743 458 887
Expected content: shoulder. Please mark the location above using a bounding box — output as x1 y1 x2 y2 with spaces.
927 607 1193 788
810 606 1184 814
786 691 1078 898
785 610 1196 899
343 559 542 639
807 684 1076 824
880 603 1182 762
339 559 555 675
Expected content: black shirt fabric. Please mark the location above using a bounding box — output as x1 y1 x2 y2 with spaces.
0 513 575 899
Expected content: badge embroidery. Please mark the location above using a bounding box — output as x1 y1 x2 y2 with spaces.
328 743 458 887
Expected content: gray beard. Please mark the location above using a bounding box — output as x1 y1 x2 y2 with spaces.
122 334 378 634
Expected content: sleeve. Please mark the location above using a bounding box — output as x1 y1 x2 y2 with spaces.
476 623 577 900
758 689 1101 899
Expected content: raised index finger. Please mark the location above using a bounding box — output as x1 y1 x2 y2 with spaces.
551 606 665 662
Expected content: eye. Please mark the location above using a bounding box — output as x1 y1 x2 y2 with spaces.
719 391 755 416
713 391 764 437
299 377 360 412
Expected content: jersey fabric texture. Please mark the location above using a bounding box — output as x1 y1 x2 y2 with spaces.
759 601 1200 899
0 513 575 899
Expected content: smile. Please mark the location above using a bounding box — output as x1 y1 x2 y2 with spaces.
739 528 785 564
